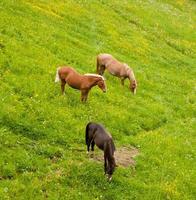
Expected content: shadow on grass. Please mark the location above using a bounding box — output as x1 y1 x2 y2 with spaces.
0 116 69 148
1 116 46 141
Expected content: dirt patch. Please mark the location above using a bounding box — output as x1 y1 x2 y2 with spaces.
90 146 139 167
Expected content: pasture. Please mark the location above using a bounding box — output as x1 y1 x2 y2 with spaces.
0 0 195 199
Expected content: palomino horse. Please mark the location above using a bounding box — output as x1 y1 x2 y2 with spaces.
97 53 137 94
85 122 116 181
55 66 106 102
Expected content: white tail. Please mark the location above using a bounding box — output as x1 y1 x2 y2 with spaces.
55 67 60 83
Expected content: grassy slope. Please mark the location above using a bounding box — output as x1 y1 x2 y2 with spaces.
0 0 195 199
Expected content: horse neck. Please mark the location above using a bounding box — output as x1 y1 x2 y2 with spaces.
88 77 101 87
128 69 136 83
105 140 115 162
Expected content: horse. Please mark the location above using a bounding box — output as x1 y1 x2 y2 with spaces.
97 53 137 94
55 66 106 102
85 122 116 181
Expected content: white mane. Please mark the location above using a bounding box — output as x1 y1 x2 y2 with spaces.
84 73 105 80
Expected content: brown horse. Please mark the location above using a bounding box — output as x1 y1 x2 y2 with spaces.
55 66 106 102
97 53 137 94
85 122 116 181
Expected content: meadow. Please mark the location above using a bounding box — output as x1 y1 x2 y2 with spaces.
0 0 195 199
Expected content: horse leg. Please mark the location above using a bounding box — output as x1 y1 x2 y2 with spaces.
87 142 90 153
81 90 85 102
100 65 106 75
91 141 95 151
81 90 89 102
87 139 94 157
86 138 92 154
84 91 89 102
121 77 126 86
61 80 66 94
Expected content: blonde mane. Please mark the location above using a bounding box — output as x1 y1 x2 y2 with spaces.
128 69 135 81
123 63 135 81
84 73 105 80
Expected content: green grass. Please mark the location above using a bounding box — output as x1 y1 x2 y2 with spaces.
0 0 195 199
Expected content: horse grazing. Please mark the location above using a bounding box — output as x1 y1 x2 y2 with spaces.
97 53 137 94
55 66 106 102
85 122 116 181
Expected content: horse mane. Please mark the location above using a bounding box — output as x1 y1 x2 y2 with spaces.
84 73 105 81
105 139 116 176
123 64 136 81
128 69 136 81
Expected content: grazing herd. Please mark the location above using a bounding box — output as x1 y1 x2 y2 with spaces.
55 53 137 181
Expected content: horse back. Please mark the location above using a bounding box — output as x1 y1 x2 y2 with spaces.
58 66 75 80
88 123 114 151
59 66 85 89
97 54 114 66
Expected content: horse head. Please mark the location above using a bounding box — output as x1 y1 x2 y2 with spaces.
107 156 116 181
97 77 107 93
127 68 137 94
84 74 107 93
130 79 137 94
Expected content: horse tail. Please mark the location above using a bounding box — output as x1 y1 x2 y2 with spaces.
85 122 92 145
55 67 60 83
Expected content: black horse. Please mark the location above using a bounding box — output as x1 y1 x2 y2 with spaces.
85 122 116 181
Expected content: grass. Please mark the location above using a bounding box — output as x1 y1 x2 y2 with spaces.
0 0 195 199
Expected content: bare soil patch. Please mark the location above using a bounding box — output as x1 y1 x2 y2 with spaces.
90 146 139 167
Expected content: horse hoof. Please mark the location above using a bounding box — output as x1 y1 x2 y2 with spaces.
90 153 94 158
108 177 112 182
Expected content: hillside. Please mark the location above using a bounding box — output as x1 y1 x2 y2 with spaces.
0 0 195 199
